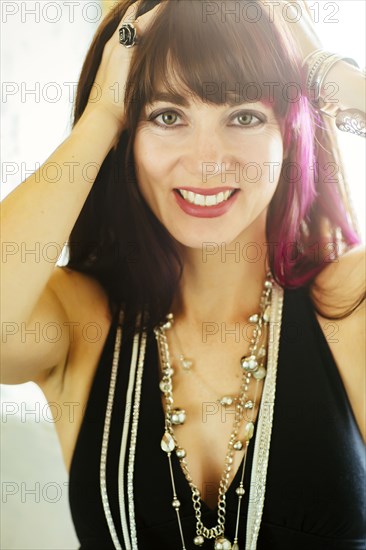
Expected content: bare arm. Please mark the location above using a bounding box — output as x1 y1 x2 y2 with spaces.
0 0 164 384
1 107 119 329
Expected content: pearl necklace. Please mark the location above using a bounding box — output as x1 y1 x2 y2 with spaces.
154 272 274 549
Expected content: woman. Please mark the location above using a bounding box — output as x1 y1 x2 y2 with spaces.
1 0 365 548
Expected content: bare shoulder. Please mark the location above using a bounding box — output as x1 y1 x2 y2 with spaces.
310 243 365 316
49 266 112 323
40 265 113 392
36 267 115 472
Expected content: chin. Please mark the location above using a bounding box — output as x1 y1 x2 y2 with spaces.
166 223 250 251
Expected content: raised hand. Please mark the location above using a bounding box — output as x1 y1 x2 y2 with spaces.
84 0 164 130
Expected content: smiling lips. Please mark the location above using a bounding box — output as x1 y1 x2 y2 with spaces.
173 186 240 218
174 187 239 207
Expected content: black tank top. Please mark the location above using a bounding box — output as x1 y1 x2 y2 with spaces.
68 286 366 549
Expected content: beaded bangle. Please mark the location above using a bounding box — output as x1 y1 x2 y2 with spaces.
302 49 365 138
304 50 334 94
302 49 360 108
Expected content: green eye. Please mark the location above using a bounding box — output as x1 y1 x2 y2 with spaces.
231 110 265 127
238 113 254 125
161 112 178 125
146 109 183 130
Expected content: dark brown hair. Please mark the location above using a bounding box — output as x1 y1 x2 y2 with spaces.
66 0 364 334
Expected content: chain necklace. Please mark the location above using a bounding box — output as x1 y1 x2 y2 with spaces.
154 271 274 549
169 328 250 408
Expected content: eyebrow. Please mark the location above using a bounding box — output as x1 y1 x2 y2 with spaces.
149 91 190 107
148 90 262 108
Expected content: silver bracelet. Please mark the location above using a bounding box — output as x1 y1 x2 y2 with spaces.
303 50 334 94
315 54 356 110
335 108 366 138
302 49 360 107
302 49 365 138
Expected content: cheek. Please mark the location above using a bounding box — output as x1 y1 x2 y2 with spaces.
133 134 175 216
242 135 284 187
133 135 156 199
133 133 171 191
266 138 284 183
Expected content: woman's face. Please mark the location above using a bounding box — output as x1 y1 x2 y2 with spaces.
133 87 285 249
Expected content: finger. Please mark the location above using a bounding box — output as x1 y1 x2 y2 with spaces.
120 0 142 25
113 0 163 43
109 0 141 43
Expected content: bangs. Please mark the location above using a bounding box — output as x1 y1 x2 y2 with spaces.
125 0 304 123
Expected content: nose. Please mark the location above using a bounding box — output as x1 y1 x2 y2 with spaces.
179 125 237 183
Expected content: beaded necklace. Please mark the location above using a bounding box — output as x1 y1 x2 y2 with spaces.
99 275 284 549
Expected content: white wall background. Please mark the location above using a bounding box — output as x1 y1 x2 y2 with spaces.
1 1 103 548
1 1 365 549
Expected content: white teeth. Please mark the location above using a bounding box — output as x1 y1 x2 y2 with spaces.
178 189 235 206
205 195 217 206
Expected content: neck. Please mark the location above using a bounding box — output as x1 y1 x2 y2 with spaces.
171 213 270 326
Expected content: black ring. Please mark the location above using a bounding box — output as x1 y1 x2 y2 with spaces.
119 23 138 48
